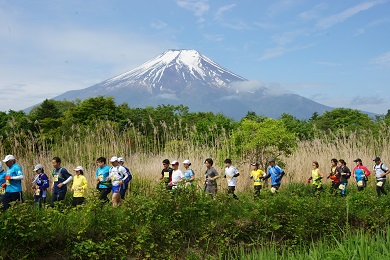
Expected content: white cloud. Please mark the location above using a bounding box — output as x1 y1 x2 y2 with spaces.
271 29 307 45
230 80 265 92
316 0 388 29
258 44 313 60
371 51 390 66
298 3 327 21
214 4 236 21
258 47 287 60
177 0 209 17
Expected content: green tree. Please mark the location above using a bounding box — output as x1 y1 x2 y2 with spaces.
312 108 373 134
233 118 297 167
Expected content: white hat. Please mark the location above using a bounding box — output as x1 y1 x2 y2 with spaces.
118 157 124 162
2 154 15 162
74 166 84 171
110 156 118 162
33 164 44 171
171 160 179 165
182 159 191 164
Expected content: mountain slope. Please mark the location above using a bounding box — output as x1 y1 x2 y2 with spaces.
53 49 333 119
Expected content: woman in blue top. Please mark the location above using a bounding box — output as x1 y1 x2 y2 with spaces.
182 159 195 186
2 154 24 210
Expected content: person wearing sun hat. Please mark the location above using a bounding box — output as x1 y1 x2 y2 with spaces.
169 161 184 190
2 154 24 210
71 166 88 207
182 159 195 186
107 156 128 207
263 157 285 194
373 157 390 197
352 158 371 191
32 164 49 208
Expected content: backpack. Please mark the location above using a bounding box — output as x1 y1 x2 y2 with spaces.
374 163 387 173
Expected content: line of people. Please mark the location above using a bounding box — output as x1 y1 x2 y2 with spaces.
1 154 389 210
0 155 132 210
158 157 286 200
308 157 390 197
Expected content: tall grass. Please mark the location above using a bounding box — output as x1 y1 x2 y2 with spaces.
1 120 389 194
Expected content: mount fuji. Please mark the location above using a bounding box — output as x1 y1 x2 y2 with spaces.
52 49 332 119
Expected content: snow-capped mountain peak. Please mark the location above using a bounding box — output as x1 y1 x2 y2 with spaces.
102 49 246 93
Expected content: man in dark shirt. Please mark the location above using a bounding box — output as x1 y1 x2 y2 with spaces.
159 159 173 190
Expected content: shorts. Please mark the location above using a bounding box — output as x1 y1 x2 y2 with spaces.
205 184 217 194
112 185 121 194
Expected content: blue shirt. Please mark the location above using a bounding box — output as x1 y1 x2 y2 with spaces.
184 169 194 181
52 167 72 193
96 165 110 189
5 163 23 192
267 165 284 186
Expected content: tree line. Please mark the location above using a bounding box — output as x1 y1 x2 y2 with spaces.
0 96 389 161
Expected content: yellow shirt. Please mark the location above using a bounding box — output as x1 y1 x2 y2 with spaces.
72 175 88 198
251 169 264 186
312 168 322 187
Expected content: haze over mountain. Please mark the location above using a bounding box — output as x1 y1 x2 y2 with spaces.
52 49 333 119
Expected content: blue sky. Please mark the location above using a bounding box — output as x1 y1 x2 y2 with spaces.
1 0 389 115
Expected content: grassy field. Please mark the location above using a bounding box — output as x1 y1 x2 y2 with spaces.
1 121 390 259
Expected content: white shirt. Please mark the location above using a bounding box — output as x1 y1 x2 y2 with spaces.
225 166 239 187
109 165 128 186
171 169 184 185
374 163 389 180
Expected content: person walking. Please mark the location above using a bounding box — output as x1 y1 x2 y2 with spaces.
182 159 195 186
169 161 184 190
2 155 24 210
328 158 341 195
107 156 128 207
308 161 324 197
373 157 390 197
118 157 132 200
32 164 49 208
263 158 285 194
338 159 351 196
95 157 111 203
50 157 73 207
250 162 264 199
224 159 239 200
159 159 173 190
352 158 371 191
71 166 88 207
204 158 219 196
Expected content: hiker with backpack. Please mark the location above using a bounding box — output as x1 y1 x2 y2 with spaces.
352 158 371 191
373 157 390 197
32 164 49 208
118 157 132 200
